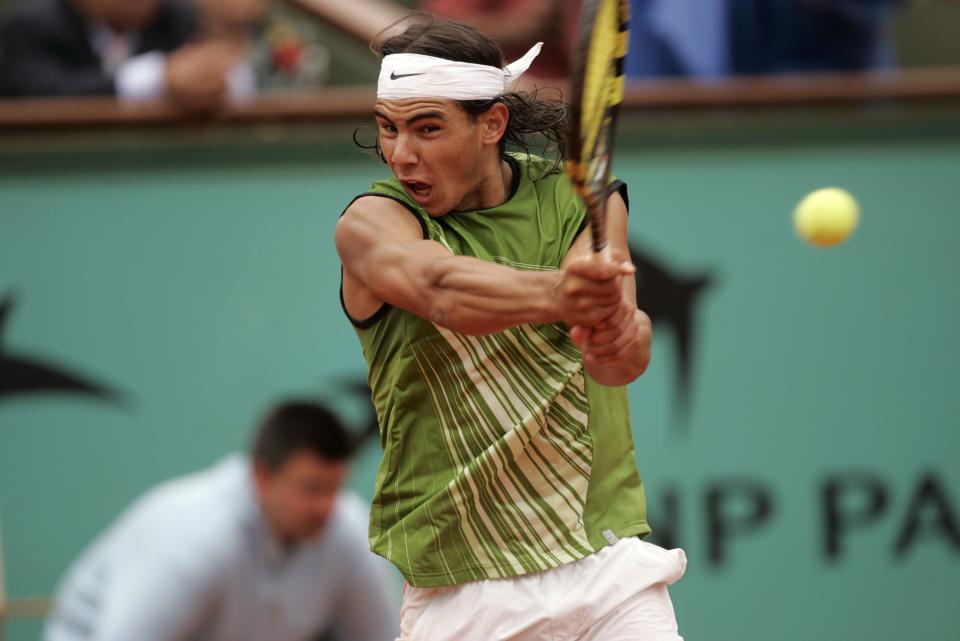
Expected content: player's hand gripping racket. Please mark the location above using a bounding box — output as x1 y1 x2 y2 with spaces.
566 0 629 257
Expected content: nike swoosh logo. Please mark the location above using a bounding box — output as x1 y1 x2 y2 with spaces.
390 71 426 80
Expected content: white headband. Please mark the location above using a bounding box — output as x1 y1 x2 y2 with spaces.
377 42 544 101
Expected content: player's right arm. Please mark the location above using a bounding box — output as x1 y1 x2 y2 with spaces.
336 196 631 335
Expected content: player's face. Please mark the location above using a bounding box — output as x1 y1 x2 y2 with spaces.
254 451 349 543
374 98 500 216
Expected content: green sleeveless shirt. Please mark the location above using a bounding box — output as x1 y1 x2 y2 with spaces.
343 153 650 587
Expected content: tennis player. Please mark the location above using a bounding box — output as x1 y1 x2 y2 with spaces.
335 17 685 641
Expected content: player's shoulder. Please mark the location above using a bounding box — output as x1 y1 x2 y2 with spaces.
337 192 427 250
507 152 581 219
509 152 564 182
509 152 573 197
343 175 420 219
342 192 412 220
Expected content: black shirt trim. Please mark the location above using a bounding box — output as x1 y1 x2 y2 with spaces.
339 192 428 329
575 179 631 239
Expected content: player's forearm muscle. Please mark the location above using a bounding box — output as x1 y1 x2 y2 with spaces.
417 253 626 334
370 248 619 335
344 236 562 334
424 256 562 334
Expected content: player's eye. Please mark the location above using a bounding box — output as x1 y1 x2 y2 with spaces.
378 122 397 135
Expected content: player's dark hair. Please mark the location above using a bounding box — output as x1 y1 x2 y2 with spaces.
250 401 354 469
356 15 568 173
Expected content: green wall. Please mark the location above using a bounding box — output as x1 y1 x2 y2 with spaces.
1 125 958 640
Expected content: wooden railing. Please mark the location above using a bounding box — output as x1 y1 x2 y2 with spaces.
0 598 51 619
0 597 52 641
1 68 959 131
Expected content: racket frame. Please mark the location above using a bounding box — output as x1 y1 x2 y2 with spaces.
566 0 629 254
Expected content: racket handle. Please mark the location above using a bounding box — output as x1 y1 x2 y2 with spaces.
587 195 609 255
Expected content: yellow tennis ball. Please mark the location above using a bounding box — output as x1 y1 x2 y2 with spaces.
793 188 860 247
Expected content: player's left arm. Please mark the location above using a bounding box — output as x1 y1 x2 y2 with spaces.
562 190 652 387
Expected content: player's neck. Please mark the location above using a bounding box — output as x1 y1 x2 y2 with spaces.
487 158 514 207
455 158 513 213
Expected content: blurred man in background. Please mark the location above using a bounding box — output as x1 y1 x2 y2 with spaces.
44 401 399 641
0 0 248 108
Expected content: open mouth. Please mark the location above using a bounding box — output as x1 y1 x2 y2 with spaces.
401 180 432 203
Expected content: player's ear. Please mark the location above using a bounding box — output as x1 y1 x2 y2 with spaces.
479 102 509 145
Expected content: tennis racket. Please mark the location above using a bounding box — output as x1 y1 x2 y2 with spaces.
566 0 630 254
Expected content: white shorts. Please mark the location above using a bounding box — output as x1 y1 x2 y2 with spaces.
397 537 687 641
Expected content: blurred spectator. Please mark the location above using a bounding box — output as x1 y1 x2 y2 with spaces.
192 0 330 95
627 0 730 79
243 2 332 93
729 0 906 74
44 401 400 641
420 0 580 81
626 0 906 80
251 16 330 92
196 0 405 96
0 0 246 108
